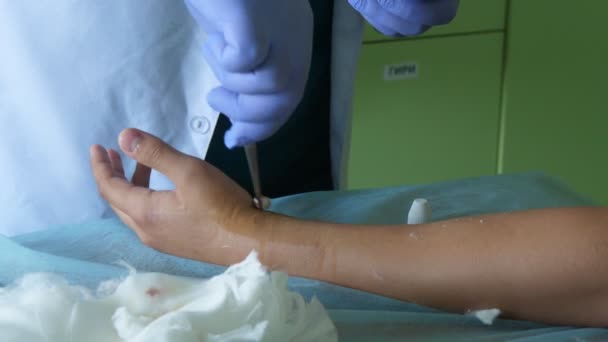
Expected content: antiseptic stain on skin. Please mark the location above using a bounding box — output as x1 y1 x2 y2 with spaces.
409 231 422 240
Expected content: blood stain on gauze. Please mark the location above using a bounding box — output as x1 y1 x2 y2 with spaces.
0 251 338 342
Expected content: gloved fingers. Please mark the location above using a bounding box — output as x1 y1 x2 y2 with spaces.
350 0 429 36
184 0 270 72
221 16 270 72
224 121 282 148
383 0 459 26
184 0 313 146
363 13 400 37
200 15 269 73
203 40 290 94
207 87 292 124
208 87 292 147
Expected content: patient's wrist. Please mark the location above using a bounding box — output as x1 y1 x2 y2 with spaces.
239 211 331 281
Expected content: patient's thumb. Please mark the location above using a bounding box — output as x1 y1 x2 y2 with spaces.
118 128 190 182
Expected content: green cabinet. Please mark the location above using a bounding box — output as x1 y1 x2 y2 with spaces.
347 33 505 189
363 0 507 43
347 0 606 203
500 0 608 204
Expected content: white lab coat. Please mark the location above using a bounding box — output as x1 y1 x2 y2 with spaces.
0 0 363 236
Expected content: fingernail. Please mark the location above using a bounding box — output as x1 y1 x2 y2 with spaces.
119 130 142 153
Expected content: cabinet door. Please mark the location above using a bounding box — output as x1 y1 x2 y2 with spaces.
363 0 507 43
347 33 504 189
501 0 608 204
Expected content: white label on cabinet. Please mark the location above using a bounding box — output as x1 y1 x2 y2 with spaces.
384 62 418 81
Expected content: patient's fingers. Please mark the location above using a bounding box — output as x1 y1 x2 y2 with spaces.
131 163 151 188
90 144 160 221
91 145 135 199
91 144 184 247
90 145 114 180
110 203 137 229
107 149 126 179
113 206 149 241
107 147 149 187
118 128 195 187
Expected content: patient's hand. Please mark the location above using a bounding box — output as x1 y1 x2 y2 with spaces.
89 128 259 262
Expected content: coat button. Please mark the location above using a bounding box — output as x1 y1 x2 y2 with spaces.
189 116 210 134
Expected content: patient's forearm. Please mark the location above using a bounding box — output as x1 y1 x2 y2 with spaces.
252 207 608 327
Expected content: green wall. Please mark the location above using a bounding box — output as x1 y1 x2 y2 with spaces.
346 0 608 204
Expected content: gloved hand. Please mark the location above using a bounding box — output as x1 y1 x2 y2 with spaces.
349 0 460 37
184 0 314 148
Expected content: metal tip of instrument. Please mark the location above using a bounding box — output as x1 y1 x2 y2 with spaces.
244 144 271 210
252 196 271 210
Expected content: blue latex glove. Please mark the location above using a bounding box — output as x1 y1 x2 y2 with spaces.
349 0 460 37
184 0 314 148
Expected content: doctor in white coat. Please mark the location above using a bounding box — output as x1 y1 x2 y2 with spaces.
0 0 458 236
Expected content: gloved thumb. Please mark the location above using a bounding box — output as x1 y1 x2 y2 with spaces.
118 128 192 185
224 121 279 149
